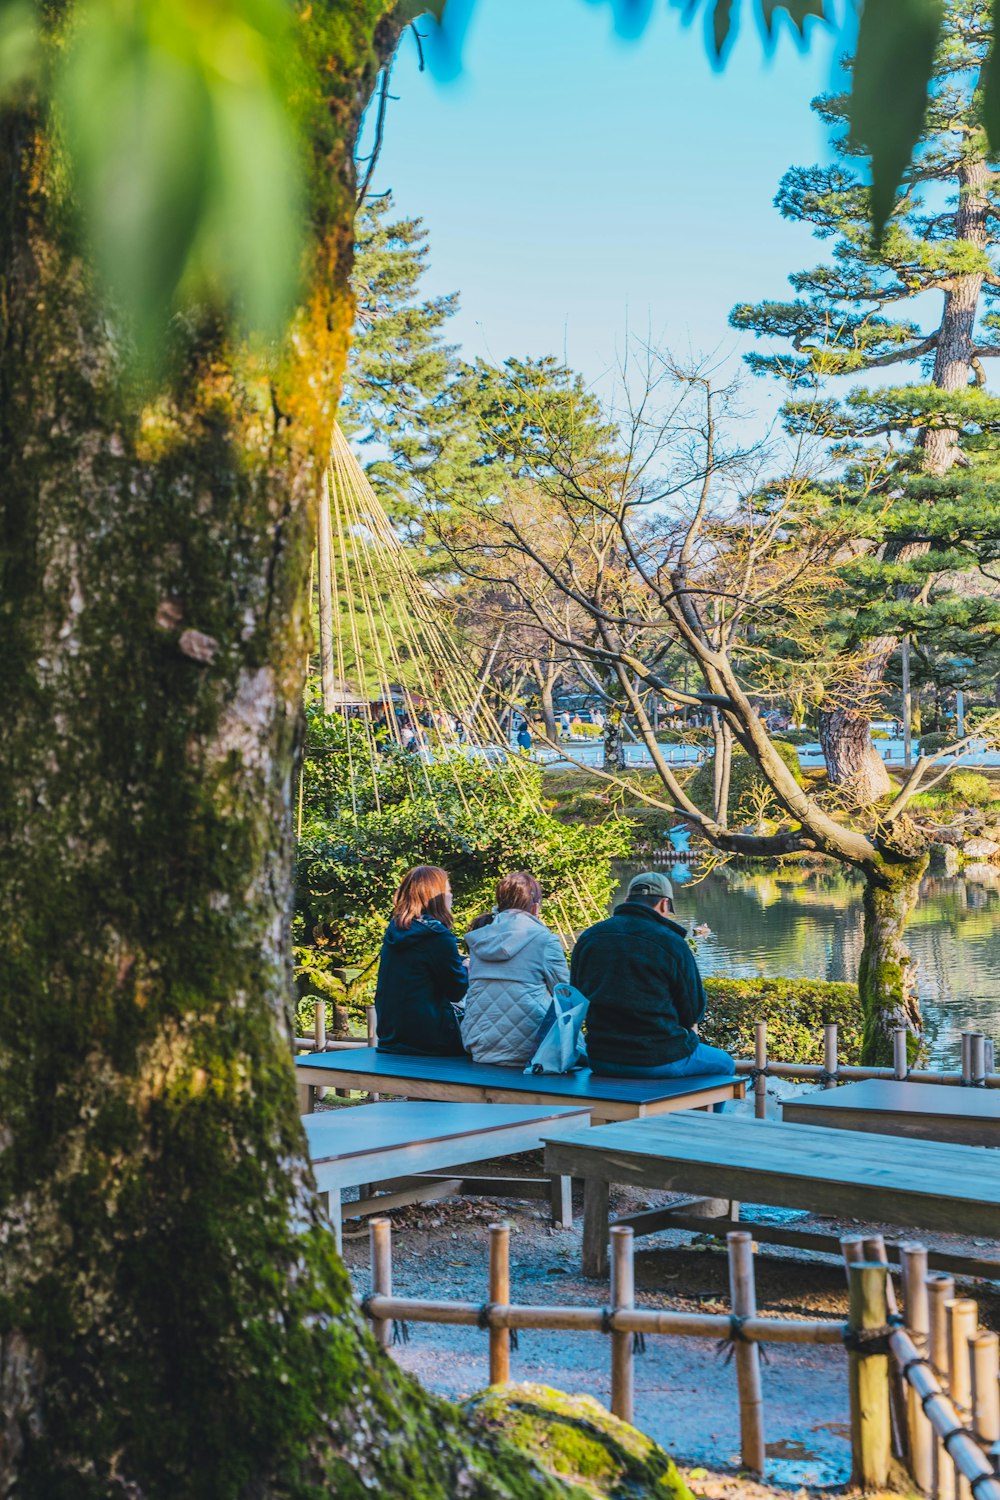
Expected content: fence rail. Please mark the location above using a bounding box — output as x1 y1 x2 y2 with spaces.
361 1216 1000 1495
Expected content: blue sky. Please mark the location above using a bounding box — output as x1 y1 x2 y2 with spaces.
358 0 857 429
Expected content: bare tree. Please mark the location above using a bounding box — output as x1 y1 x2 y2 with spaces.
444 350 998 1063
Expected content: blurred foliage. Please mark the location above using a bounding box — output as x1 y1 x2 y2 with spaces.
6 0 983 369
701 975 863 1063
687 741 803 824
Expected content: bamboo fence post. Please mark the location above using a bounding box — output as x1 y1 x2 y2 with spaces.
369 1216 393 1351
961 1033 973 1086
986 1039 996 1078
894 1028 909 1081
488 1223 511 1386
971 1331 1000 1460
841 1234 866 1284
609 1225 635 1423
947 1299 978 1500
929 1273 957 1500
863 1234 907 1460
824 1022 839 1088
971 1033 987 1088
847 1260 891 1491
754 1020 768 1120
314 996 327 1051
728 1230 765 1475
901 1242 933 1496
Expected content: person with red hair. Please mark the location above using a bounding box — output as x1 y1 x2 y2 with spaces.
373 866 468 1056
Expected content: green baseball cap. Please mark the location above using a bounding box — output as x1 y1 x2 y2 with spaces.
626 870 673 902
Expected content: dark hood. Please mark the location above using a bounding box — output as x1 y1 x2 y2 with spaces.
384 916 451 947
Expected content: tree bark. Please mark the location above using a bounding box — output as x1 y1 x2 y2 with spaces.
0 14 570 1497
603 704 626 770
818 704 892 802
858 857 927 1065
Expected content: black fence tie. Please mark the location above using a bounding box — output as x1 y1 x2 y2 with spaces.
817 1069 838 1086
633 1331 647 1355
510 1328 520 1352
476 1302 494 1331
716 1314 769 1365
600 1306 614 1335
746 1066 765 1088
391 1319 410 1346
842 1323 897 1356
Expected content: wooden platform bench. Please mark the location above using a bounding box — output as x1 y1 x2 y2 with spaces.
295 1046 743 1123
542 1110 1000 1278
780 1078 1000 1146
305 1100 590 1250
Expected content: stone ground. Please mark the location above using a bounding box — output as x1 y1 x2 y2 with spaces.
338 1154 999 1495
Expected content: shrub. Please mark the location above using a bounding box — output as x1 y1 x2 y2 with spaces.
701 976 863 1064
946 769 994 807
917 732 950 754
687 741 803 823
778 729 816 746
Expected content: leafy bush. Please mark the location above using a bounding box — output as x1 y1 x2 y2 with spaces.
687 741 803 823
295 709 631 1019
946 769 994 807
917 732 950 754
701 976 862 1064
777 729 815 746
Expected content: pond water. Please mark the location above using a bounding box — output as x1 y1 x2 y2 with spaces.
612 862 1000 1067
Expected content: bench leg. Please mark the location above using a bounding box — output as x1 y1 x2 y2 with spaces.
549 1173 573 1229
298 1079 314 1114
322 1189 342 1255
582 1177 610 1278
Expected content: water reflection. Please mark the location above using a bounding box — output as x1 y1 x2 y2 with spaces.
613 862 1000 1067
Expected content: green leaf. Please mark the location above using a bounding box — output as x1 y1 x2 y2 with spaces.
849 0 943 241
759 0 826 39
56 0 303 368
0 0 39 98
980 0 1000 151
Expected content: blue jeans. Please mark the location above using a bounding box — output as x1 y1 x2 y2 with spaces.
593 1040 736 1079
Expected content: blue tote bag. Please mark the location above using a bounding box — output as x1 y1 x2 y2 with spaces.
523 982 589 1075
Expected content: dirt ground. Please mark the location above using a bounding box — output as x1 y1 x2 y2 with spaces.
338 1152 1000 1494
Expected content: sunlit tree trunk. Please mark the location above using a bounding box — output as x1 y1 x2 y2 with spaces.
0 13 569 1496
858 857 928 1065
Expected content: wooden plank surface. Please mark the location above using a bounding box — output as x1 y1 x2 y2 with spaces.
781 1080 1000 1146
305 1100 590 1193
543 1111 1000 1238
295 1047 742 1114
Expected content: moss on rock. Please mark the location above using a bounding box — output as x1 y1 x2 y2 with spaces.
467 1384 696 1500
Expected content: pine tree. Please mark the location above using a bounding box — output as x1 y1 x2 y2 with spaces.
341 194 476 534
732 0 1000 800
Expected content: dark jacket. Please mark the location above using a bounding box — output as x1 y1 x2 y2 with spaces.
570 901 706 1067
374 916 469 1056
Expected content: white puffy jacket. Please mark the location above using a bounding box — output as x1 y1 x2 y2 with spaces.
461 909 570 1066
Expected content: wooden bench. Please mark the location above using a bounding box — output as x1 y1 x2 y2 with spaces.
295 1047 743 1123
781 1079 1000 1146
305 1100 591 1250
543 1110 1000 1277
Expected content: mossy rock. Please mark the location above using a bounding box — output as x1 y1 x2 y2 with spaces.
687 741 803 822
466 1383 696 1500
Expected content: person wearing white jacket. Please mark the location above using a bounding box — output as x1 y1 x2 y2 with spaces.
462 872 569 1066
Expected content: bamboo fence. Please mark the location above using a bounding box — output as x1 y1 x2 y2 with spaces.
361 1218 1000 1495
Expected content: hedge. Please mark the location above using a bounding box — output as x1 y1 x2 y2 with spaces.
700 976 863 1064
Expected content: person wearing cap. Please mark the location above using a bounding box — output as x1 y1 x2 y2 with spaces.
569 870 734 1079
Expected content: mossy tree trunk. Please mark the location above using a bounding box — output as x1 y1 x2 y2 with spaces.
0 11 569 1497
857 856 928 1066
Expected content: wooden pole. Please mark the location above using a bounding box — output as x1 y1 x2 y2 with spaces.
847 1261 891 1490
894 1027 909 1081
366 1005 379 1102
901 1242 934 1496
314 995 326 1052
902 634 913 770
488 1223 511 1385
929 1273 957 1500
317 470 336 715
841 1234 866 1283
864 1235 906 1460
961 1033 973 1087
609 1225 635 1423
947 1299 978 1500
971 1332 1000 1455
970 1033 986 1087
369 1216 393 1351
754 1020 768 1120
824 1022 838 1088
729 1230 765 1475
